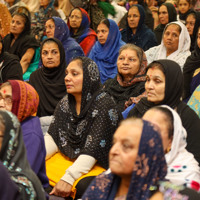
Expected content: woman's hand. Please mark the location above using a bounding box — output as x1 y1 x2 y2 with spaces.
49 180 72 197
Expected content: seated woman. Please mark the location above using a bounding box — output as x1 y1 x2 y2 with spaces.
29 38 67 117
45 16 84 65
0 80 49 190
121 4 157 51
0 110 46 200
68 7 97 56
143 105 200 191
104 43 147 113
183 26 200 101
45 57 121 199
89 19 125 83
154 3 177 44
3 7 40 80
82 118 167 199
0 35 23 83
145 21 191 70
128 59 200 165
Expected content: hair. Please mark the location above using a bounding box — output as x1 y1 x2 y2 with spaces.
98 18 110 29
165 23 182 34
41 38 58 48
68 57 83 69
150 106 174 139
0 114 5 137
146 61 165 74
118 43 143 65
120 117 143 130
186 12 196 20
177 0 190 5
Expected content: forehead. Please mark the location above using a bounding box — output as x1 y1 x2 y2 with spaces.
12 15 25 22
66 60 83 71
165 24 180 32
120 49 137 57
45 19 55 25
0 85 12 94
97 23 109 30
179 0 189 4
186 15 196 21
159 5 168 11
128 7 139 14
71 9 82 16
42 42 59 50
147 67 165 77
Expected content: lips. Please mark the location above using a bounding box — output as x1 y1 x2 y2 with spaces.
47 61 54 64
66 85 73 89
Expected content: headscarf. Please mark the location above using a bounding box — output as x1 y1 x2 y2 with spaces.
82 120 167 200
7 80 39 123
89 19 125 83
0 110 46 200
29 38 67 117
52 16 84 65
179 8 194 22
161 105 200 191
97 1 116 18
48 57 121 169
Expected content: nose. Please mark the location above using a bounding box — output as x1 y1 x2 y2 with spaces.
145 80 154 90
122 57 129 65
64 73 71 82
110 142 120 155
0 99 5 108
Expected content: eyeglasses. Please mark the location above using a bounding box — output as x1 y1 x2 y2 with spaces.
69 15 82 20
0 95 12 105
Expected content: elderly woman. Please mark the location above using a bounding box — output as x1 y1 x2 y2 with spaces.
121 4 157 51
68 7 97 56
143 105 200 191
104 43 147 113
128 59 200 166
154 3 177 44
145 21 191 70
45 57 121 199
89 19 125 83
45 16 84 65
82 118 167 199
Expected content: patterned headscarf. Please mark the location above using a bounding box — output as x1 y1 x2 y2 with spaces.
8 80 39 122
82 120 167 200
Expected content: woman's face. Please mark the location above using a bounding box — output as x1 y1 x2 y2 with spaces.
0 85 13 112
127 7 140 30
143 109 172 153
197 29 200 48
97 23 109 45
163 24 180 53
145 67 165 104
69 9 82 31
41 42 60 68
117 49 140 78
45 19 55 38
178 0 190 14
64 60 83 96
39 0 49 8
159 5 169 25
109 123 141 178
10 15 25 37
186 15 196 36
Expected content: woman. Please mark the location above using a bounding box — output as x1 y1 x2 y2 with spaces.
128 59 200 165
45 57 121 198
0 80 49 189
186 12 200 52
29 38 67 117
68 7 97 56
82 118 167 200
45 16 84 65
89 19 125 84
145 21 191 70
121 4 157 51
0 110 46 200
3 7 40 78
0 35 23 83
154 3 177 44
143 105 200 191
104 43 147 113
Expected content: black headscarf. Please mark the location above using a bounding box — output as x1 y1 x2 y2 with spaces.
128 59 183 117
179 8 194 21
48 57 121 169
0 110 46 200
29 38 67 117
154 3 177 44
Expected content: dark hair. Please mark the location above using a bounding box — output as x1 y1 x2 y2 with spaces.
186 12 196 20
146 61 165 74
152 106 174 139
98 19 110 29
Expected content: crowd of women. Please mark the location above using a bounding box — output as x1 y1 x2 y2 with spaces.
0 0 200 199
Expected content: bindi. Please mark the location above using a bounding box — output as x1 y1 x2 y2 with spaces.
3 89 6 94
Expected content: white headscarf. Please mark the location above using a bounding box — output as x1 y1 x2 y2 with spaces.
162 105 200 190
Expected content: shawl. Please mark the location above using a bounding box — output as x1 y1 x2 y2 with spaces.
29 38 67 117
179 8 194 21
8 80 39 122
52 16 84 64
89 19 125 84
162 106 200 191
82 120 167 200
0 110 46 200
145 21 191 69
104 51 147 112
121 4 157 51
154 3 177 44
68 7 97 56
48 57 121 169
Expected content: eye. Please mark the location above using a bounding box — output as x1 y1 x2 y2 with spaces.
129 58 135 62
52 50 58 55
42 51 48 55
118 57 124 61
73 72 78 76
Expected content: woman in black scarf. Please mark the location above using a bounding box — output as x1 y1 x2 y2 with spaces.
0 110 46 200
128 59 200 166
154 2 177 44
29 38 67 117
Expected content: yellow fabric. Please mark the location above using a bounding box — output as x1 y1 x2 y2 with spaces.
46 152 106 199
